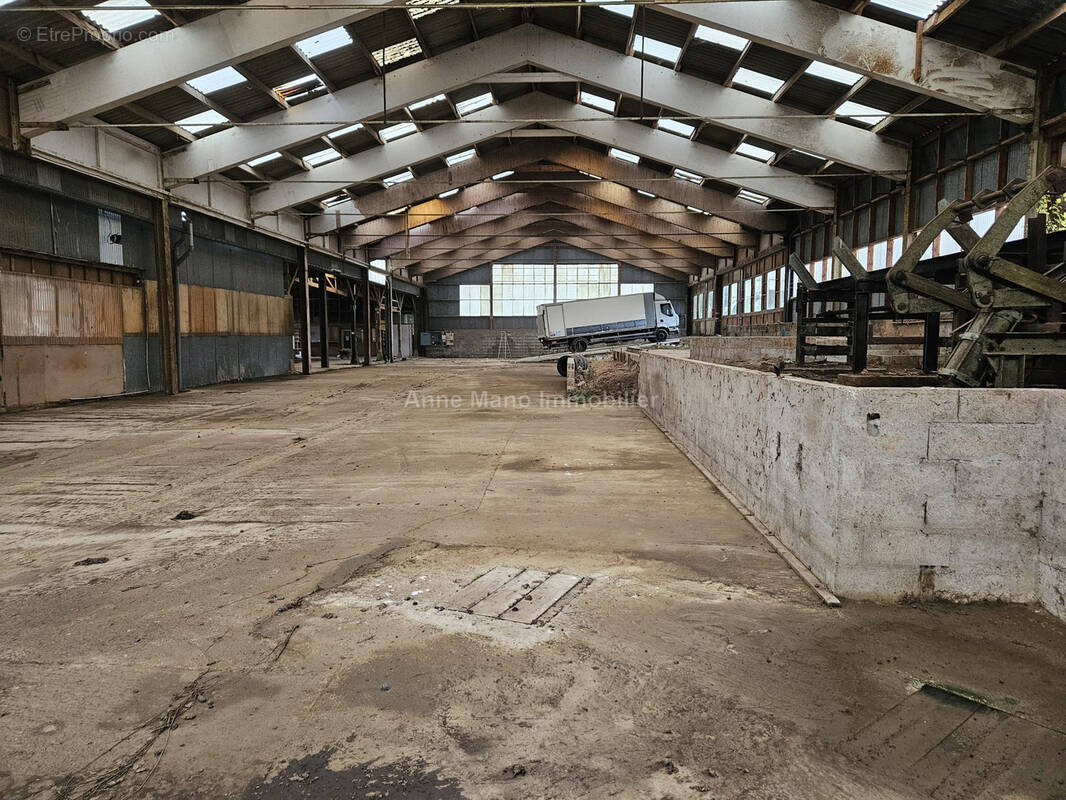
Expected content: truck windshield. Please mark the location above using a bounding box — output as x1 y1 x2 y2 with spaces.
660 303 674 316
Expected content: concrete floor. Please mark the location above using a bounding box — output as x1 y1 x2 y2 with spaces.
1 360 1065 799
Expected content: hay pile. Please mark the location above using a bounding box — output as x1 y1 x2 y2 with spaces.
572 358 639 401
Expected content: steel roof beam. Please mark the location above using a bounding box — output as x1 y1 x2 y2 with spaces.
166 24 900 182
386 205 719 268
254 92 834 214
659 1 1033 122
309 141 779 236
18 0 405 127
367 189 737 258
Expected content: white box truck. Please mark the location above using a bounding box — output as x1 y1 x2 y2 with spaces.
536 292 680 352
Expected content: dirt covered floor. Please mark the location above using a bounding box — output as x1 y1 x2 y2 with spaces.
1 360 1065 799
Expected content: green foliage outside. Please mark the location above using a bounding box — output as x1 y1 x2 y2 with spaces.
1037 193 1066 233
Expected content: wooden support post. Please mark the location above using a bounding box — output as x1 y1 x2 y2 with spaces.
348 278 359 365
363 272 372 366
851 285 870 373
922 312 940 373
319 271 330 369
299 248 311 376
385 276 395 363
155 198 180 395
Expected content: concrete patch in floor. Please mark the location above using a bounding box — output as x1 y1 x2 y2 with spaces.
446 566 589 625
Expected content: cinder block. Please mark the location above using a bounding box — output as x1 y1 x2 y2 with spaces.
928 422 1045 462
1037 560 1066 622
955 460 1045 499
958 389 1047 424
924 493 1041 533
1040 498 1066 558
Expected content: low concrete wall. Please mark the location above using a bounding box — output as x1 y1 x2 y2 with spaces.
424 328 544 358
638 352 1066 620
687 335 948 369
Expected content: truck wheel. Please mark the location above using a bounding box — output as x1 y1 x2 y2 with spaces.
556 355 570 377
654 328 669 342
571 338 589 353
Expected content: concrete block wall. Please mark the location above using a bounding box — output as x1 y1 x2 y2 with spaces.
638 352 1066 621
424 328 545 358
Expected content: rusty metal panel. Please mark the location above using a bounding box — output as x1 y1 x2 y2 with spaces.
122 286 144 335
1 272 122 346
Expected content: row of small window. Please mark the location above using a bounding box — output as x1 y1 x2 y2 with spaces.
491 264 620 284
720 267 791 317
458 277 655 317
809 207 1028 282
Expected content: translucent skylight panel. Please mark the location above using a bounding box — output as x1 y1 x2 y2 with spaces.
735 142 776 162
445 148 476 166
385 206 408 215
329 123 364 138
372 38 423 67
693 26 748 50
176 110 229 133
608 148 639 164
456 92 493 115
636 189 656 198
274 74 323 101
82 0 159 32
322 194 349 207
187 67 246 95
296 27 353 59
804 61 863 86
409 0 459 17
674 168 703 184
869 0 945 18
633 36 681 64
836 100 889 126
579 91 615 113
657 118 695 138
383 169 414 186
380 121 418 141
247 152 282 167
438 188 460 198
304 147 342 166
732 68 785 95
738 189 769 204
492 170 514 180
582 0 634 17
409 94 446 110
793 149 826 161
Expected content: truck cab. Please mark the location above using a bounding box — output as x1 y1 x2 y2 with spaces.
656 297 680 336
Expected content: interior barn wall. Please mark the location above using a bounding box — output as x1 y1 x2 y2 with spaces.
171 210 297 388
0 150 307 405
638 352 1066 621
422 246 688 358
0 151 161 407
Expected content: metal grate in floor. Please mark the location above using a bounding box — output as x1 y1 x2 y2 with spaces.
445 566 589 625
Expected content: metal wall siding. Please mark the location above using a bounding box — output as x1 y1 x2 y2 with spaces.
0 183 54 254
0 150 153 221
179 335 291 388
0 272 124 344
